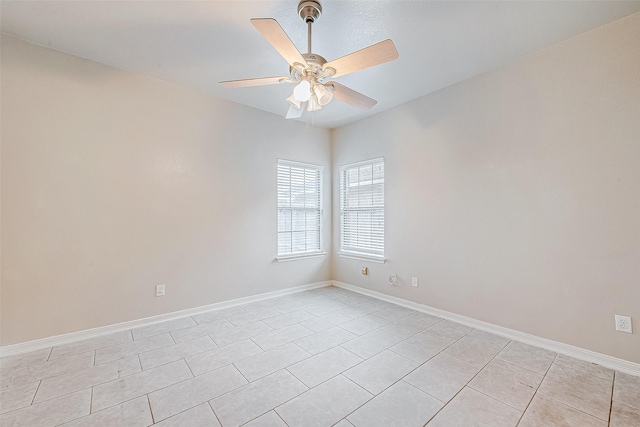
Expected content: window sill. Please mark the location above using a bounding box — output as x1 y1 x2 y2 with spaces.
276 252 326 262
337 252 386 264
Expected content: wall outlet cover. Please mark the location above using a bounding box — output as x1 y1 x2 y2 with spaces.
156 284 166 297
615 315 632 333
411 277 418 287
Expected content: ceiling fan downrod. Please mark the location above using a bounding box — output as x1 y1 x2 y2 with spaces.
298 0 321 55
294 1 331 81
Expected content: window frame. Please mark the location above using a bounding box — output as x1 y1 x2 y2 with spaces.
276 159 325 262
338 157 385 263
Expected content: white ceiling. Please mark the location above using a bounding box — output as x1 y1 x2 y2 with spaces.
2 1 639 128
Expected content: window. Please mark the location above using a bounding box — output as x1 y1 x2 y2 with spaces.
277 160 323 260
339 158 384 261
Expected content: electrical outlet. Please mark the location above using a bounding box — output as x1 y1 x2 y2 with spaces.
411 277 418 287
388 273 398 287
156 284 166 297
615 315 632 333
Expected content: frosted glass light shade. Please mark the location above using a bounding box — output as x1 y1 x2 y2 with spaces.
314 84 333 106
293 80 311 102
307 94 322 112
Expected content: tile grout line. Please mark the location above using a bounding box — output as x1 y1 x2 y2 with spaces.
612 399 640 413
398 380 444 425
184 356 196 378
146 393 155 424
207 400 225 426
95 335 177 366
608 370 615 427
459 341 530 411
236 408 281 426
286 323 470 398
494 354 552 377
283 366 312 390
90 360 195 415
275 409 291 427
277 373 374 427
232 361 252 384
28 380 42 406
3 288 636 426
529 388 612 423
532 357 615 424
139 336 219 371
338 343 370 361
92 367 222 422
339 334 468 424
2 351 98 391
468 384 528 414
89 385 94 414
332 374 377 425
512 353 615 421
48 338 134 362
413 337 513 425
147 397 216 426
514 351 557 426
8 358 146 408
210 366 308 426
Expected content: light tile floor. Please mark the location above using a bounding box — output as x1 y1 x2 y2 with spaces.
1 286 639 426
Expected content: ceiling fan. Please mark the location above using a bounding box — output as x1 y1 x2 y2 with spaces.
220 0 399 119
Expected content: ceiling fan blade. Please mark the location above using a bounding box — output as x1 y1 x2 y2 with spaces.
220 76 289 89
286 103 306 119
251 18 307 68
324 39 399 78
326 82 377 110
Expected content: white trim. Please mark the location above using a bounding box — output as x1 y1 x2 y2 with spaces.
5 279 638 377
277 159 324 258
337 252 386 264
277 158 324 171
339 158 385 259
276 252 326 262
332 280 640 377
340 157 384 169
0 281 332 358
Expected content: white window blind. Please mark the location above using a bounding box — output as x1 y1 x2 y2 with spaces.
340 158 384 258
277 160 323 257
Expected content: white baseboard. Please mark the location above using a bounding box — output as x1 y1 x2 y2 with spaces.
0 281 332 358
4 279 638 377
332 281 640 377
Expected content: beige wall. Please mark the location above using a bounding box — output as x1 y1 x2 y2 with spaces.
332 13 640 363
2 13 639 364
0 35 331 345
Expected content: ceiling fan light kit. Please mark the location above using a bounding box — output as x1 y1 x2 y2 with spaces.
220 0 399 119
293 79 312 102
286 92 301 109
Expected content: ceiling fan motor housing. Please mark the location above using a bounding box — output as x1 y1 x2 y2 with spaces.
303 53 326 70
290 53 333 81
298 0 322 23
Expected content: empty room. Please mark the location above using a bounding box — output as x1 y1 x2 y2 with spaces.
1 1 639 426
